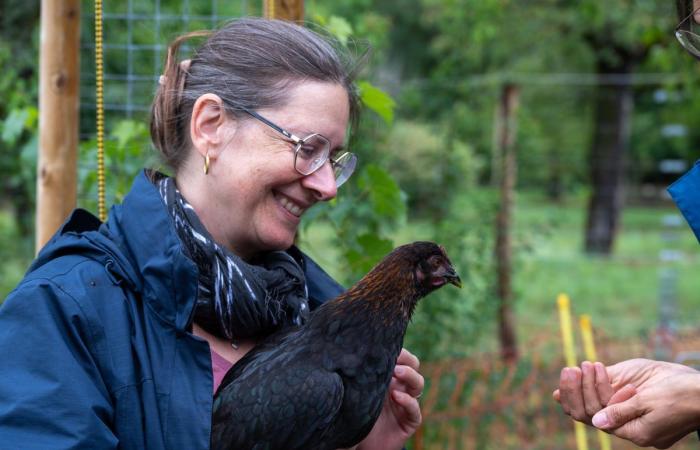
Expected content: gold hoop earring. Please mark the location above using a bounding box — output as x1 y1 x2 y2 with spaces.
203 152 210 175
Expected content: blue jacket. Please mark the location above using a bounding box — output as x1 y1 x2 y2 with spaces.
669 160 700 244
0 171 344 449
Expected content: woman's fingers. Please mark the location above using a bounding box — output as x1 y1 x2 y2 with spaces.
397 348 420 371
393 365 424 399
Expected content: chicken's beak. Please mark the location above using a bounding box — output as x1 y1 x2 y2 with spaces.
444 266 462 288
446 274 462 288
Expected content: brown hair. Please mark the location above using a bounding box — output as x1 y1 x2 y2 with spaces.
150 17 362 171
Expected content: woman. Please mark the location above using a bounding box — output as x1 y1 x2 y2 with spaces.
0 18 423 449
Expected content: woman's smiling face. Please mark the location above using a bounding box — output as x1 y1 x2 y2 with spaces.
201 81 350 259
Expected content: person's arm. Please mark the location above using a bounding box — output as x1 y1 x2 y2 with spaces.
554 358 700 448
0 282 117 449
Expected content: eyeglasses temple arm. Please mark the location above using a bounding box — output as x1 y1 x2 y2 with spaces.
240 107 300 142
677 5 700 31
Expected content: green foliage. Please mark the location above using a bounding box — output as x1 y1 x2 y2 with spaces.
78 120 157 212
404 189 500 360
358 81 396 125
0 210 33 301
326 16 354 46
0 33 39 240
302 162 407 281
358 165 406 219
383 120 481 217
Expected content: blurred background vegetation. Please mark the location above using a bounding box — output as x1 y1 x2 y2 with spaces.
1 0 700 448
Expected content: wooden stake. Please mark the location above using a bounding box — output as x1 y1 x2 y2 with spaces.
36 0 80 252
263 0 304 22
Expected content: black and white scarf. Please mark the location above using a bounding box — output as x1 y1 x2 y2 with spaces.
155 175 310 340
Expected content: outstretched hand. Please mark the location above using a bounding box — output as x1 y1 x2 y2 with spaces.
554 358 700 448
358 348 424 450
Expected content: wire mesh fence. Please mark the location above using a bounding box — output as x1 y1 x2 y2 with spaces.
79 0 259 136
76 0 261 207
413 331 700 450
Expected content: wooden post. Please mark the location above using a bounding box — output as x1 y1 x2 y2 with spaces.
263 0 304 22
36 0 80 252
495 83 520 363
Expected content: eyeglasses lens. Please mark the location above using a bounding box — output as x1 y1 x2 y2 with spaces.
294 134 330 175
333 152 357 188
293 134 357 187
677 6 700 59
677 29 700 59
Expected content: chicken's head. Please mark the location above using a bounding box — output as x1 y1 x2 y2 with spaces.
411 242 461 293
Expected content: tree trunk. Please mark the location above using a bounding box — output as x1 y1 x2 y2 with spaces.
584 57 636 255
495 84 520 363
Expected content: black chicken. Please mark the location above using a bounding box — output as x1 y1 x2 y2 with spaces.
211 241 461 450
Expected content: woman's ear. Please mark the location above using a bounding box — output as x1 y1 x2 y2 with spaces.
190 93 234 159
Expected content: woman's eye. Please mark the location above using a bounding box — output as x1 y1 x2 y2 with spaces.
298 145 318 159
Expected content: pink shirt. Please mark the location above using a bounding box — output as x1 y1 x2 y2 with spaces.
211 349 235 394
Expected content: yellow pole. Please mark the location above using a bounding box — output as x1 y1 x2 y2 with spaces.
557 294 588 450
580 315 612 450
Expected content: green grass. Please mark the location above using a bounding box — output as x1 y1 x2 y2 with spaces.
513 192 700 347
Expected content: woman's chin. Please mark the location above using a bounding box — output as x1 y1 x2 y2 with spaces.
260 229 298 253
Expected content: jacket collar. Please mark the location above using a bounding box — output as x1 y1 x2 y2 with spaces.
668 160 700 244
104 170 199 330
32 170 200 331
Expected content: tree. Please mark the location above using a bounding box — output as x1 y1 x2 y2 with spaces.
572 0 674 255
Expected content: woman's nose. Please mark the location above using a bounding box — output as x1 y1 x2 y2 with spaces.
301 161 337 201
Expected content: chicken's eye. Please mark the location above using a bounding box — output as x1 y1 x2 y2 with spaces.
428 255 443 269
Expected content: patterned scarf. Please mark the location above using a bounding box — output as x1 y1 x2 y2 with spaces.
155 175 310 340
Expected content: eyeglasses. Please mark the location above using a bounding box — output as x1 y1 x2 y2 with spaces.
676 4 700 60
240 107 357 188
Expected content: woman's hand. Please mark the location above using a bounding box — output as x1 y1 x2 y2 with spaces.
554 360 636 425
554 358 700 448
357 348 424 450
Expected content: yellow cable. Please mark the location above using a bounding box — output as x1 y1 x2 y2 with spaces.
580 315 613 450
557 294 589 450
95 0 106 221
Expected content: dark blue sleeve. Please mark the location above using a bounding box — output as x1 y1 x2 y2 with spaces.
0 282 118 449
